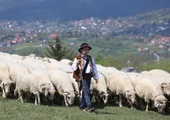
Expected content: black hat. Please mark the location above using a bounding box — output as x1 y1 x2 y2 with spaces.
78 43 92 52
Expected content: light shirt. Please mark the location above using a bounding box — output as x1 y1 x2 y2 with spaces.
72 54 99 80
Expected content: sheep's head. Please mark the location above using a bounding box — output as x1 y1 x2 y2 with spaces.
125 90 136 104
48 89 56 101
154 95 167 114
99 91 109 104
0 80 12 98
40 84 50 97
63 91 75 106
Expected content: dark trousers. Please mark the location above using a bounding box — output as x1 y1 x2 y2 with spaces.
79 73 92 109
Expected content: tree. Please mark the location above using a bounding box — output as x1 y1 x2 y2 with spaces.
45 37 75 60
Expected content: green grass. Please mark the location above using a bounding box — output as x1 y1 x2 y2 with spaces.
0 97 169 120
11 41 42 50
8 36 168 60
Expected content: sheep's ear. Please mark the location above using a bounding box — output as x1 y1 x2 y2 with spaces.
0 82 4 88
161 83 168 88
40 84 46 90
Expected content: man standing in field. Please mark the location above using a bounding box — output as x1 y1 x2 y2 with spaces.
72 43 99 112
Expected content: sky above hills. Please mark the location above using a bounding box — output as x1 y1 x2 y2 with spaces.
0 0 170 21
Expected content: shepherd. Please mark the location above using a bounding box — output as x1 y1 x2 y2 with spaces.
72 43 99 112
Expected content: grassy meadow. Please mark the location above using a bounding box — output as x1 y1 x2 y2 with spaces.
0 96 169 120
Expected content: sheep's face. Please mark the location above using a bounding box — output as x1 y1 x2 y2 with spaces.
1 80 12 97
43 87 49 97
161 83 170 96
126 90 136 104
65 92 75 106
48 89 55 101
154 100 167 114
40 85 50 97
100 92 109 104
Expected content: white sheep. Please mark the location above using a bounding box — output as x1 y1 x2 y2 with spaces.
67 72 80 97
9 63 31 85
0 52 19 64
31 69 56 102
91 71 108 104
96 64 108 81
59 59 73 66
127 72 167 113
15 73 44 105
107 70 136 108
48 68 75 106
0 60 13 98
19 56 46 70
142 69 170 96
41 58 72 73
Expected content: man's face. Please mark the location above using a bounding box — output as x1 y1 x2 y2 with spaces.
81 47 90 55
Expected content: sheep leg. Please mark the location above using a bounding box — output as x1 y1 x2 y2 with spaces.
18 90 24 103
64 94 68 106
2 88 7 98
37 92 40 104
35 95 38 105
119 94 123 107
14 87 18 96
33 92 40 105
145 102 149 112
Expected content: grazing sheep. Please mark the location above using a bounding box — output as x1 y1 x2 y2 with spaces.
67 72 80 97
15 73 43 105
59 59 73 66
91 71 108 104
142 69 170 96
31 69 56 102
48 69 75 106
19 56 46 70
0 60 13 98
107 70 136 108
42 58 73 73
9 63 31 85
127 72 167 113
0 52 20 64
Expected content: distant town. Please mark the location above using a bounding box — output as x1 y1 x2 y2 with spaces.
0 9 170 56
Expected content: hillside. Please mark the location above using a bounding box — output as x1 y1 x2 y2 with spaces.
0 8 170 61
0 0 170 20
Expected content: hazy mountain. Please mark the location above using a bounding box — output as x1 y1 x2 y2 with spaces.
0 0 170 21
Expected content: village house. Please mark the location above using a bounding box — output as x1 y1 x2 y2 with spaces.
50 34 58 39
151 38 158 45
138 46 143 52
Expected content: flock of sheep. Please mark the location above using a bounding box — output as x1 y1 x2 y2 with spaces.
0 52 170 114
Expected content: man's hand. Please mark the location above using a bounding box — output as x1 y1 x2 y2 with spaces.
95 79 99 84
